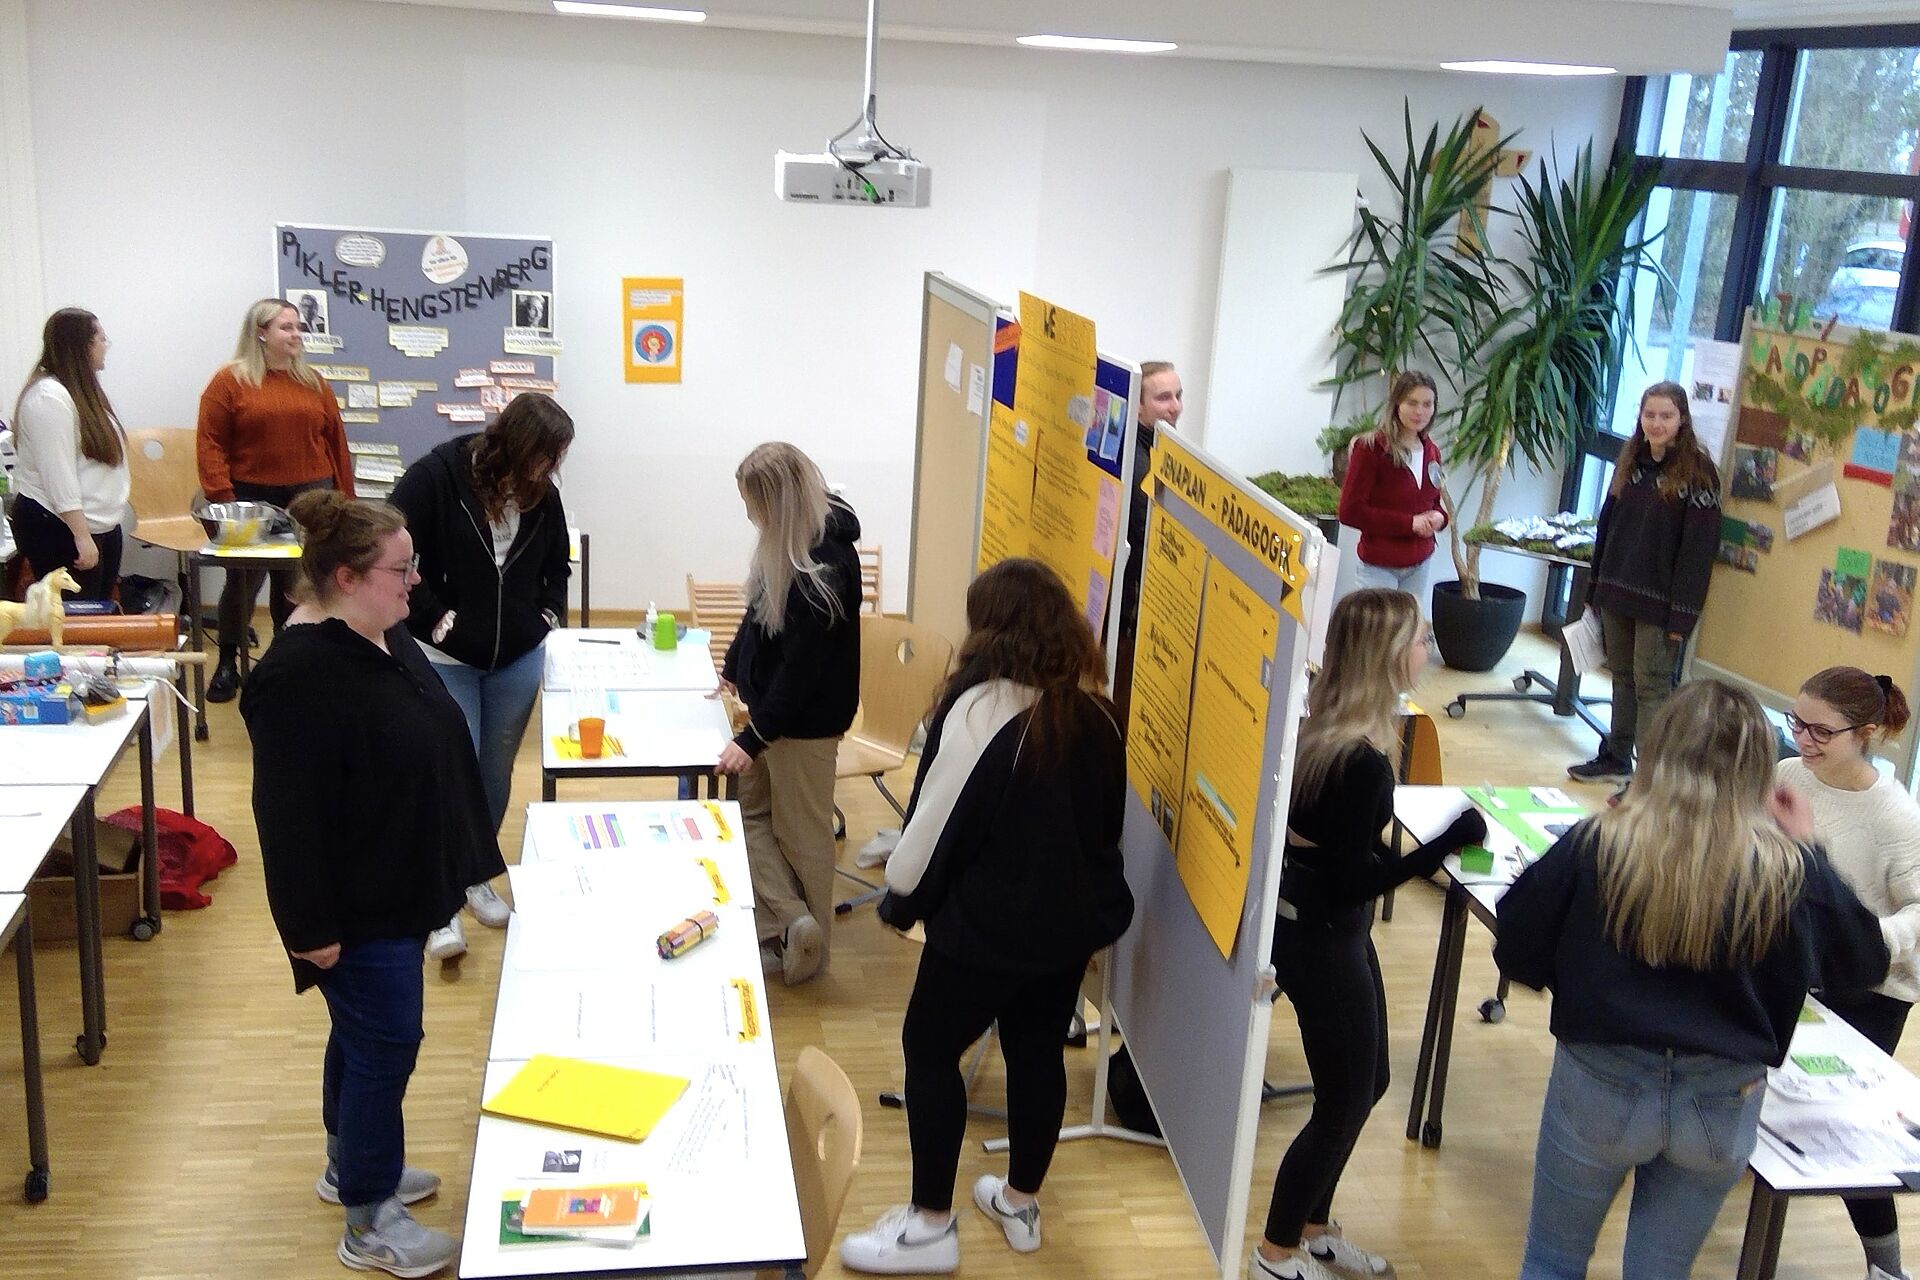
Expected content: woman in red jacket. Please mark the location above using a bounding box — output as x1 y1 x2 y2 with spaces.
1337 371 1447 608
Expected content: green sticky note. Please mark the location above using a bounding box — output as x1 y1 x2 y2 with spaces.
1791 1052 1853 1076
1721 516 1749 546
1838 547 1872 579
1797 1004 1825 1024
1458 845 1494 875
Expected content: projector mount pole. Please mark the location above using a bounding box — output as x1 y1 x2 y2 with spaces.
829 0 907 164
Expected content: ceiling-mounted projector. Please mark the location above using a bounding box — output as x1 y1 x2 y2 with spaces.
775 0 929 208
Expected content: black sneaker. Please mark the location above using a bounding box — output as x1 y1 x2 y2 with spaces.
1567 753 1632 784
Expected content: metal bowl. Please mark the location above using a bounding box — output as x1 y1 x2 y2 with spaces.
193 499 290 548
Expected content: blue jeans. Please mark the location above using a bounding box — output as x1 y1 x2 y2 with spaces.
429 642 546 833
319 937 426 1211
1350 555 1433 612
1520 1041 1765 1280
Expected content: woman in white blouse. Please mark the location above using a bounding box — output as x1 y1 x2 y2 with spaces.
1776 665 1920 1280
7 309 129 599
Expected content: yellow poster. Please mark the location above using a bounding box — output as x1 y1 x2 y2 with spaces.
622 277 683 384
1177 560 1279 958
1126 507 1207 844
976 399 1034 572
1009 293 1110 620
1151 432 1310 622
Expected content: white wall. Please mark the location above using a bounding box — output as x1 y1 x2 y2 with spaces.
13 0 1621 611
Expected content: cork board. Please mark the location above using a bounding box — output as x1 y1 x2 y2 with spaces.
907 273 997 650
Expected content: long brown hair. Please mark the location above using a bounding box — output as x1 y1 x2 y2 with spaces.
287 490 406 605
1367 370 1438 466
470 392 574 523
1609 380 1719 500
930 558 1110 768
15 308 123 467
1801 666 1913 745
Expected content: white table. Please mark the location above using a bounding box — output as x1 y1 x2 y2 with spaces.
542 628 718 694
0 893 48 1202
0 785 89 893
1739 999 1920 1278
0 697 161 1064
518 801 753 905
460 800 804 1277
539 689 734 802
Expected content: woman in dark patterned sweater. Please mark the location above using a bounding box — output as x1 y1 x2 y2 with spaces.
1567 381 1721 786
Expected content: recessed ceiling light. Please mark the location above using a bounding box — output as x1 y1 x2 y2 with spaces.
1017 34 1177 54
552 2 707 21
1442 59 1616 76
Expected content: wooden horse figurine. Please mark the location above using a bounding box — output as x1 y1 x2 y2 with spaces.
0 566 81 647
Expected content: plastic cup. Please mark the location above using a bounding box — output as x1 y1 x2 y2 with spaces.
576 716 606 758
653 611 678 651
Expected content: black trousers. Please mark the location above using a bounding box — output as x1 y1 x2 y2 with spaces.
1264 915 1390 1246
216 477 333 646
8 493 123 601
902 945 1087 1212
1825 988 1913 1239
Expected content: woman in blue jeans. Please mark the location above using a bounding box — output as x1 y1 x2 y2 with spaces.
391 393 574 962
1495 678 1889 1280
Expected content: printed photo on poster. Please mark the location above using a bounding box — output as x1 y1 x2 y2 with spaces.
1730 445 1778 502
287 288 329 335
1783 432 1815 463
512 290 552 333
1815 568 1867 633
1868 560 1917 637
1716 541 1759 572
1891 491 1920 553
1749 522 1775 553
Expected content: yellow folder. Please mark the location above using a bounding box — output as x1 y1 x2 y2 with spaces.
482 1055 690 1142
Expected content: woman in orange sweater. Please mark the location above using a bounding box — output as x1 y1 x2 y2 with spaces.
197 297 355 701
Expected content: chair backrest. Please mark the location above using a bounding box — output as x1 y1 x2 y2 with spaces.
849 615 954 759
1402 711 1444 785
856 545 881 614
125 427 203 523
782 1045 862 1279
685 574 748 672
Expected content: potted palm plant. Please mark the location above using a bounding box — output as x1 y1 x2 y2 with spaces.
1431 143 1666 671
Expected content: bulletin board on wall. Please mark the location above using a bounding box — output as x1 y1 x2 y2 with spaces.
1692 307 1920 780
272 223 558 493
906 273 998 652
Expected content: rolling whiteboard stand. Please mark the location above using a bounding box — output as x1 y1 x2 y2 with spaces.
1108 426 1325 1280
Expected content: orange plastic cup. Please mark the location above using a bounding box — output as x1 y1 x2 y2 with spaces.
576 716 606 758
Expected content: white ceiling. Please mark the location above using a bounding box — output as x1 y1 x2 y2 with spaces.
359 0 1920 74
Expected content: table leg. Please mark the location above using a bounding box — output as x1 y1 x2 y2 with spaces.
136 715 161 939
1735 1175 1788 1280
580 532 591 628
14 912 48 1201
1420 884 1472 1148
1406 883 1462 1142
186 552 208 742
71 795 105 1065
176 678 196 819
542 772 556 803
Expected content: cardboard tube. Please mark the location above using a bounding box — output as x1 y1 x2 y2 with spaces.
1 614 178 648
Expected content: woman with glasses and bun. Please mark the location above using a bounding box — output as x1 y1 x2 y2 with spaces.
1776 666 1920 1280
242 490 502 1280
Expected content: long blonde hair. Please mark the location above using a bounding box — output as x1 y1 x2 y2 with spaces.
1293 588 1421 804
227 298 324 392
1594 679 1804 970
736 442 843 635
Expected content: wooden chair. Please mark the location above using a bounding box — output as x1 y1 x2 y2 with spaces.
125 428 209 561
684 574 747 673
834 616 954 911
856 545 881 614
756 1045 862 1280
1381 709 1444 923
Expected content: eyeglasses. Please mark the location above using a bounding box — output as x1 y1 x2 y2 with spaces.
1784 711 1863 744
371 554 420 579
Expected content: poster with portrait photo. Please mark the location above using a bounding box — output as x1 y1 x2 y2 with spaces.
1814 568 1867 634
287 288 329 335
1730 445 1778 502
512 290 553 333
1868 560 1916 637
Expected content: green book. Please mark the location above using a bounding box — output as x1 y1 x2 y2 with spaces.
1463 786 1588 858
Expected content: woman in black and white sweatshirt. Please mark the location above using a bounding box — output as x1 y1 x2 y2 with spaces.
839 558 1134 1277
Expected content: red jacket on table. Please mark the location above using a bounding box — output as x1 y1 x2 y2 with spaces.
1338 432 1447 569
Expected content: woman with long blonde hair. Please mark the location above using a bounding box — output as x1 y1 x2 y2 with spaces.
715 442 862 985
1251 589 1488 1280
1497 678 1888 1279
196 297 355 701
1335 371 1447 610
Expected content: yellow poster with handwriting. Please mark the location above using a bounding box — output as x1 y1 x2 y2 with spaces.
1176 559 1279 958
976 398 1035 571
1126 508 1207 843
1151 432 1310 622
1009 293 1110 621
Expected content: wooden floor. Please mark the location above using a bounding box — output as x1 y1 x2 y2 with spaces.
0 630 1900 1279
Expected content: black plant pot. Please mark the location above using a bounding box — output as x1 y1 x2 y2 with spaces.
1431 580 1527 673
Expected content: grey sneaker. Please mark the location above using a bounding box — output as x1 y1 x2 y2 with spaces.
317 1162 442 1206
783 914 824 985
465 881 511 928
338 1196 456 1277
1566 752 1632 784
972 1174 1040 1253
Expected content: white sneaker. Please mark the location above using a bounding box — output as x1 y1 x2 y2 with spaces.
1249 1249 1339 1280
855 828 901 868
425 917 466 962
972 1174 1040 1253
1869 1268 1913 1280
839 1205 959 1274
465 881 510 927
783 914 824 985
1307 1225 1397 1279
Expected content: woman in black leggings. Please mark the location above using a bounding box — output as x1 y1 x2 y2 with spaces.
839 558 1134 1276
1252 589 1486 1280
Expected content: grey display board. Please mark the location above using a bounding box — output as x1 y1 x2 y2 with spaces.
272 223 557 474
1108 427 1326 1279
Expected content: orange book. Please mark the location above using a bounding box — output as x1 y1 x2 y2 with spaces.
519 1183 649 1235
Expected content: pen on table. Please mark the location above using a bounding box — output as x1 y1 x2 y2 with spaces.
1899 1111 1920 1140
1758 1119 1806 1156
577 638 620 646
